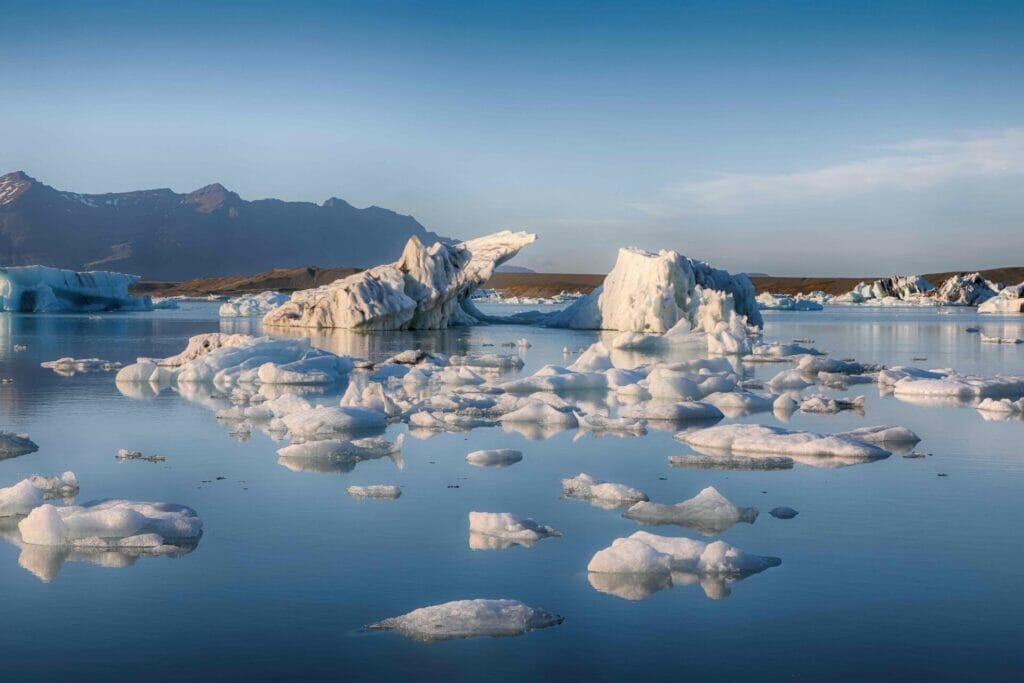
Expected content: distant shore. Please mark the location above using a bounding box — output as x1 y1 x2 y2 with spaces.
133 266 1024 299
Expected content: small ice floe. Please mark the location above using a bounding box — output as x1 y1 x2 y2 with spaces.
618 401 723 422
702 390 776 416
562 346 570 354
772 393 799 416
277 434 404 474
577 413 647 436
743 341 823 362
561 473 648 509
437 366 486 386
465 449 523 467
368 599 564 641
41 357 122 376
468 512 560 549
676 424 891 467
587 531 780 601
115 449 166 463
0 473 79 516
891 373 1024 401
218 291 289 317
623 486 757 535
346 484 402 500
497 400 579 428
409 411 495 433
833 425 921 445
974 395 1024 417
280 405 387 438
980 333 1023 345
516 338 532 348
668 454 793 471
0 432 39 459
18 500 202 548
150 297 180 309
769 507 799 519
14 344 27 352
800 394 866 414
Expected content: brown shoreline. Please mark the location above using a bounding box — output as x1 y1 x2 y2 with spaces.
133 266 1024 299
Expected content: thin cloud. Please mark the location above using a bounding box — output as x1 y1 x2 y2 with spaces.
646 129 1024 215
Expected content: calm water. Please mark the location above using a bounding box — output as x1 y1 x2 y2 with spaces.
1 304 1023 681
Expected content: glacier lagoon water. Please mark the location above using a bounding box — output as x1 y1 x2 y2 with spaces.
1 303 1022 681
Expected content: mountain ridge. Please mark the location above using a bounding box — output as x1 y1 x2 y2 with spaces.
0 171 446 280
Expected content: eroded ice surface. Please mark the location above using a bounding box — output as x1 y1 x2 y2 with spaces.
276 435 404 474
623 486 758 535
219 291 290 317
677 423 892 466
368 599 564 641
0 472 78 516
18 500 203 548
465 449 523 467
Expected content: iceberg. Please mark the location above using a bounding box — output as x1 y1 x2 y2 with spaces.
622 486 758 535
547 248 762 340
836 275 934 304
756 292 824 311
0 266 152 312
467 511 560 549
979 283 1024 313
218 291 290 317
276 434 404 474
263 231 537 330
19 500 202 548
368 599 563 641
561 473 648 509
931 272 999 305
676 423 892 465
0 432 39 459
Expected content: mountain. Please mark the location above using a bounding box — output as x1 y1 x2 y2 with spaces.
0 171 446 280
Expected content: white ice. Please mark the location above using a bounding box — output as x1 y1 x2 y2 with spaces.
561 473 648 509
467 511 560 549
676 424 892 463
218 291 289 317
465 449 523 467
368 599 563 641
0 472 78 516
346 484 402 499
19 500 202 547
623 486 758 534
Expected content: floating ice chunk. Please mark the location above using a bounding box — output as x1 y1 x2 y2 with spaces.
668 454 793 470
41 357 122 375
833 425 921 445
0 266 151 312
796 356 873 376
645 367 702 400
218 291 289 317
756 292 823 311
340 381 402 417
346 484 401 499
703 390 776 414
768 368 813 390
277 434 404 474
368 599 563 641
744 341 823 362
438 366 486 386
516 338 532 348
978 283 1024 314
677 424 891 462
151 333 255 367
0 432 39 459
618 401 723 422
408 411 495 432
770 507 799 519
19 500 202 547
587 532 779 600
567 342 613 372
467 512 560 549
0 473 78 516
977 397 1024 414
561 473 648 509
980 333 1023 344
876 366 947 387
893 373 1024 400
497 400 579 427
772 393 799 415
577 413 646 435
623 486 758 535
280 405 387 438
465 449 523 467
264 231 537 330
115 449 166 463
800 394 865 414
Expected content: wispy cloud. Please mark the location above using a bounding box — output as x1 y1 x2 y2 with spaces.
641 129 1024 215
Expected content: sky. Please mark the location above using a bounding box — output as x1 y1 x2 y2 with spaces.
1 0 1022 275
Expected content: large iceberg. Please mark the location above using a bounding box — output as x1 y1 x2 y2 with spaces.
0 265 152 312
931 273 999 305
262 231 536 330
19 500 203 548
979 282 1024 313
546 247 762 333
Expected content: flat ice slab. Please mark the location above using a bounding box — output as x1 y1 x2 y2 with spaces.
465 449 523 467
561 473 648 509
368 599 564 641
18 500 203 548
676 423 892 463
468 512 560 549
346 484 402 499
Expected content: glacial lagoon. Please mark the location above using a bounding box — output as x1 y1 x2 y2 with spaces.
1 302 1023 681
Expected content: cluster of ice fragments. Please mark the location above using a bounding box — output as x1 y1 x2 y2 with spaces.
0 265 152 312
756 292 824 311
979 283 1024 314
468 512 560 549
219 291 290 317
769 272 1006 309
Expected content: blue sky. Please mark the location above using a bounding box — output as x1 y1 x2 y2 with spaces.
2 0 1022 275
